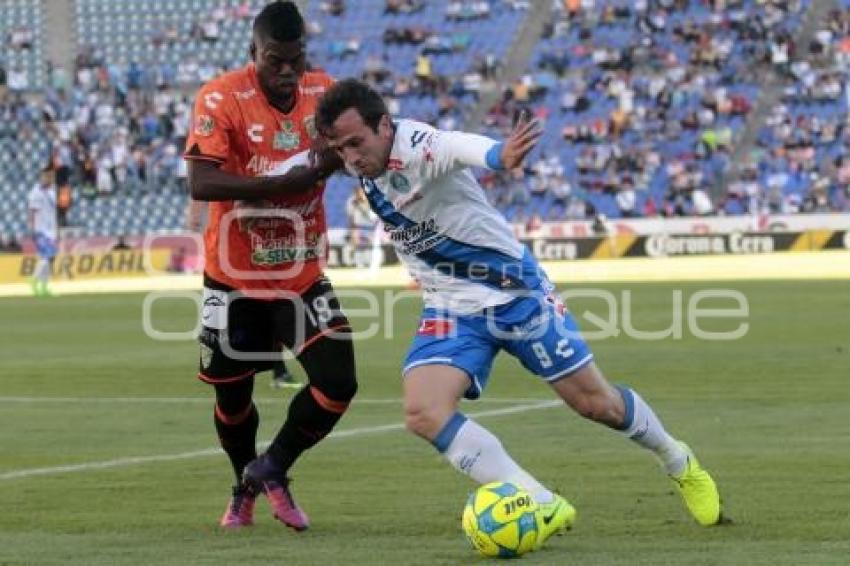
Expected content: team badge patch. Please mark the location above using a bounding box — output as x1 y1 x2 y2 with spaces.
195 114 214 137
303 114 318 140
274 120 301 150
389 172 411 193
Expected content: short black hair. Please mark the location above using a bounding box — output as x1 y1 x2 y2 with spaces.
316 78 389 134
253 1 304 43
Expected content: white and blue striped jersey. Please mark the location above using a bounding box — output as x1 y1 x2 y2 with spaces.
360 119 548 314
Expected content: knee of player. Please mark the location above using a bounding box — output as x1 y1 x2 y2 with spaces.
336 374 358 402
403 402 442 439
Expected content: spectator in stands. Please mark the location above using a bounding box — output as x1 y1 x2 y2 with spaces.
321 0 346 16
346 186 376 250
616 181 637 218
8 234 23 252
7 65 28 91
166 246 188 273
8 26 34 50
691 187 714 216
525 212 543 237
386 0 425 15
551 174 571 204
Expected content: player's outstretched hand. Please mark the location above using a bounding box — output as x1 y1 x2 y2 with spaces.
501 111 542 170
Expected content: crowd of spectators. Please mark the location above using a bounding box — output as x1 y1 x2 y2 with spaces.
2 0 848 245
474 0 850 222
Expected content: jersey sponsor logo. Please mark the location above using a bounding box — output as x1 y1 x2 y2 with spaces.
389 172 411 193
195 114 215 136
247 123 264 143
246 153 286 175
274 120 301 150
300 85 326 96
234 197 321 232
416 318 454 336
388 218 444 254
248 232 324 265
233 88 256 100
204 91 224 109
410 131 427 149
387 158 405 171
251 246 321 265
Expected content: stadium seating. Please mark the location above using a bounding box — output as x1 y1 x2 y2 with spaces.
2 0 848 243
0 0 45 89
488 0 812 222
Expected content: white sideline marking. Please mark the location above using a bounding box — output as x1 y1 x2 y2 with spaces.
0 400 561 481
0 396 550 405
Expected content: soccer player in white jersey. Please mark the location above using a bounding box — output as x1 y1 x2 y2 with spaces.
27 166 58 297
316 79 724 545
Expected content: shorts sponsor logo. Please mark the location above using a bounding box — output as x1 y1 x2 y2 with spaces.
200 343 213 369
417 318 454 336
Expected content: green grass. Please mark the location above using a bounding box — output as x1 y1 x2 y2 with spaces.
1 281 849 565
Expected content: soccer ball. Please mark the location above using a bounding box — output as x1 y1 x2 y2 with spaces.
461 482 539 558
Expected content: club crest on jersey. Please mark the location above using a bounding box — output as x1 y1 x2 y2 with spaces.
195 114 214 137
274 120 301 150
303 115 318 140
389 172 411 193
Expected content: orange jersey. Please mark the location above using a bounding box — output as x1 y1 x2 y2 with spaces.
184 63 333 297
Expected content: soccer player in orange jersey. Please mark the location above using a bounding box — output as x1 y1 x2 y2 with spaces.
184 1 355 531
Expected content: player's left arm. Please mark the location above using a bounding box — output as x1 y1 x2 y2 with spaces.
420 113 542 179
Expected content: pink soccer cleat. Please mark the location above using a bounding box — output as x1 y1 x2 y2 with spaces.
242 454 310 531
219 484 256 528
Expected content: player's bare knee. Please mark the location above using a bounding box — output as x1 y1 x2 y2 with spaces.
404 402 442 439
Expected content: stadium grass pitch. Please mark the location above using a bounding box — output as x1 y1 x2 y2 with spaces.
1 281 848 565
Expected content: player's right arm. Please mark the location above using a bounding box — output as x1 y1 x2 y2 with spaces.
184 82 339 201
187 159 333 201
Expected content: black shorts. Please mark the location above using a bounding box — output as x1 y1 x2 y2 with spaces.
198 275 351 383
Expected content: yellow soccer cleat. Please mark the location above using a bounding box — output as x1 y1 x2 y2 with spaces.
533 493 577 550
670 442 723 526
